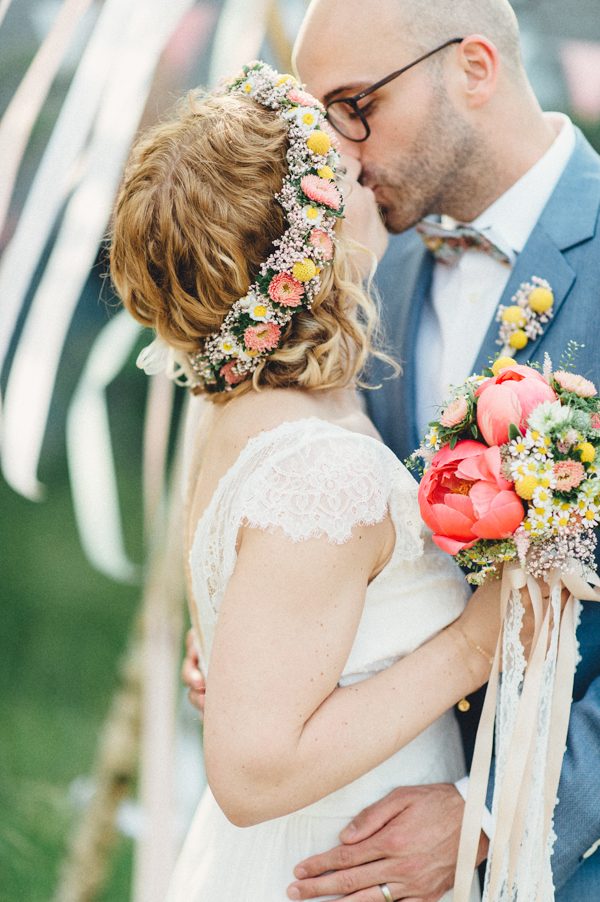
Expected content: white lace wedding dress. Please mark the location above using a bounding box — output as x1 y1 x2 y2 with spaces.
167 417 480 902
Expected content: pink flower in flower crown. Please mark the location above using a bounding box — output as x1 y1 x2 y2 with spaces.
300 175 342 210
287 88 319 107
591 413 600 430
475 364 557 446
553 370 598 398
268 272 304 307
418 441 525 555
244 321 282 352
440 396 469 428
220 361 246 386
553 460 586 492
309 228 334 260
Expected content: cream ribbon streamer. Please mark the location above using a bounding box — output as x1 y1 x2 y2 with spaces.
1 0 193 499
0 0 95 234
65 311 141 582
453 563 600 901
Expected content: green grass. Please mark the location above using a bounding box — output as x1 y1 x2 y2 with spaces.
0 470 142 901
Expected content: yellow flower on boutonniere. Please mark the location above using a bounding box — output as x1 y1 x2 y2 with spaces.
496 277 554 355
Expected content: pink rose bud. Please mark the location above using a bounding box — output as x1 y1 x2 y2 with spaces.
440 396 469 428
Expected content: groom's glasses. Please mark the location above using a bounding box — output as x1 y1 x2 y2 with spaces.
325 37 464 142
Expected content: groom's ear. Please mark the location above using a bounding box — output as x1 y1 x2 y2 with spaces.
455 34 500 110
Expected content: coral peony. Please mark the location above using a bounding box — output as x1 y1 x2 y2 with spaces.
475 364 556 446
418 441 525 555
300 174 342 210
244 321 281 352
268 272 304 307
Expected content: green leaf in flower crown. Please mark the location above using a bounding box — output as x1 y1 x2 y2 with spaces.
449 435 458 450
508 423 521 441
471 424 480 439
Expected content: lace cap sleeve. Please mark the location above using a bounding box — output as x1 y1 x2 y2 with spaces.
236 428 395 545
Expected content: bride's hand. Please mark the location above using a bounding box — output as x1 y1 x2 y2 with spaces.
449 578 501 683
448 577 570 684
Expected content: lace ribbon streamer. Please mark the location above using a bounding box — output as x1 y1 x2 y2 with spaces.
454 561 600 902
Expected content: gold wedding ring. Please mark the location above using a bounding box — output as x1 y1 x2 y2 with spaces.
379 884 393 902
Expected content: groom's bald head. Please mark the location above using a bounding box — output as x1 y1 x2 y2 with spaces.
392 0 523 74
294 0 541 230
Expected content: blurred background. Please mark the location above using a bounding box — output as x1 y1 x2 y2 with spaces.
1 1 600 899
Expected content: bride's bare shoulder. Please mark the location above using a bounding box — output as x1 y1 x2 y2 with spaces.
209 388 319 457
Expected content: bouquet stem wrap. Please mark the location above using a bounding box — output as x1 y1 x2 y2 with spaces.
454 565 600 901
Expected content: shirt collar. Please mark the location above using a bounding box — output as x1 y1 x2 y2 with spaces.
472 113 577 257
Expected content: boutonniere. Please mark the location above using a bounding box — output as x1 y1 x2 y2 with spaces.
496 276 555 356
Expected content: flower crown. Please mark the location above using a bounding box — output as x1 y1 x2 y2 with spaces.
136 60 346 393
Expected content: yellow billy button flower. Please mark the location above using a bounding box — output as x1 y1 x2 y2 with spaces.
491 356 517 377
509 329 529 350
307 130 331 156
305 206 320 221
502 306 527 327
528 286 554 314
292 258 317 282
276 74 295 86
253 304 268 318
515 476 538 500
317 165 335 180
577 442 596 463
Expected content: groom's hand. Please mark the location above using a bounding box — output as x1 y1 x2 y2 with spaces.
287 783 489 901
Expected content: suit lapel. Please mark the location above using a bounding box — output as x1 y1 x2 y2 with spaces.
472 130 600 373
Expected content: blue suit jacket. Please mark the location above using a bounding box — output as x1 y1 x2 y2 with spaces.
365 129 600 896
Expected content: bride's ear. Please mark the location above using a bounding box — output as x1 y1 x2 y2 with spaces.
455 34 500 110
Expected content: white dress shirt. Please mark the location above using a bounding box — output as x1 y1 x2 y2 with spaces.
415 114 576 437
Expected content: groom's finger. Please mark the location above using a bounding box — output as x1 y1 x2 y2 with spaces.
294 838 382 880
287 864 401 900
340 788 411 843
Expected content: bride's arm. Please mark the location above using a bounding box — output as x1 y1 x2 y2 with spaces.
203 521 496 827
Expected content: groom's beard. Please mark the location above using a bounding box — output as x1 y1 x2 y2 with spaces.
363 89 490 234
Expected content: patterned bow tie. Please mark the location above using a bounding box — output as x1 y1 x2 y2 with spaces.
416 219 512 266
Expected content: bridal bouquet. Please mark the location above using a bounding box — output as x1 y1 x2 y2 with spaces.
413 354 600 585
411 352 600 902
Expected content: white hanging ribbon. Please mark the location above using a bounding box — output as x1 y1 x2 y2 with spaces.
65 311 141 582
0 0 95 234
1 0 193 499
454 563 600 901
209 0 274 83
0 0 137 387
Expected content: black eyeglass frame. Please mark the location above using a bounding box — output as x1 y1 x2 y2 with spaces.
325 37 464 142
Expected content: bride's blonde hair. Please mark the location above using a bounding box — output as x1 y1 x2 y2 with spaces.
110 90 395 401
